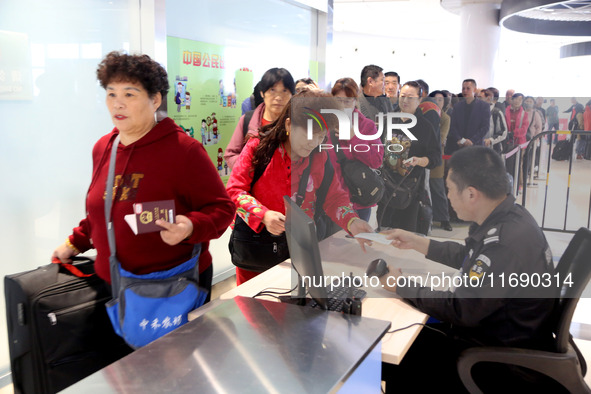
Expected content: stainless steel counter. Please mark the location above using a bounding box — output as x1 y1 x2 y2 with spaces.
63 296 390 393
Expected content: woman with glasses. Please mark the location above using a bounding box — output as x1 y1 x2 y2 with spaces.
329 77 384 222
225 68 295 169
377 81 441 232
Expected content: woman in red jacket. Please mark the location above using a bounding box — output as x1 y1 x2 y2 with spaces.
52 51 235 299
227 90 374 285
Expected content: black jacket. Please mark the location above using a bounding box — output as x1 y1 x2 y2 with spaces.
397 195 556 348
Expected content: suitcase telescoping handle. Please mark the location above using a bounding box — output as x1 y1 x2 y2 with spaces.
51 257 94 278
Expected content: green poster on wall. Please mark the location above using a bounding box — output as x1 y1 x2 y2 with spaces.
166 36 253 184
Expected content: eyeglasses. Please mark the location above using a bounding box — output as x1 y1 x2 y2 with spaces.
265 89 292 98
335 97 356 105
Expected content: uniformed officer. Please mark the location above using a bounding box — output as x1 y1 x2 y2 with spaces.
379 146 558 392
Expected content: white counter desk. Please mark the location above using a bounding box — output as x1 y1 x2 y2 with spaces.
215 230 458 365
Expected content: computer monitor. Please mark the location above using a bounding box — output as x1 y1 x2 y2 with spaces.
283 196 330 309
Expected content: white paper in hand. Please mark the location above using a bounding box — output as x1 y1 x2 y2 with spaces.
354 232 392 245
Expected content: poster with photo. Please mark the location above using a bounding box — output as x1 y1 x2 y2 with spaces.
167 36 254 184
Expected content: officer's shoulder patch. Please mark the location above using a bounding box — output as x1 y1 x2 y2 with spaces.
475 254 491 267
483 235 500 245
469 255 491 279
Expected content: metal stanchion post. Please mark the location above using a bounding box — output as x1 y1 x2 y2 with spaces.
528 140 538 187
513 148 520 197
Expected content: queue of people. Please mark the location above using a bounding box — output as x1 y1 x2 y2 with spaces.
50 52 578 391
54 53 574 291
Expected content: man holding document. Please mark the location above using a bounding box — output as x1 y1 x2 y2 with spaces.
377 146 558 392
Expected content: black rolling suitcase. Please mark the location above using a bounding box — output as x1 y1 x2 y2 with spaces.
4 257 131 394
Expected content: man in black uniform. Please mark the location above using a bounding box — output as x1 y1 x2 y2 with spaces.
380 146 557 392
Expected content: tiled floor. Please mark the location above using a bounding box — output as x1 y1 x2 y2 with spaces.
211 275 237 300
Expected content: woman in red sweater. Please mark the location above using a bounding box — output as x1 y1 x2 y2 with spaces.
52 51 235 299
227 90 374 285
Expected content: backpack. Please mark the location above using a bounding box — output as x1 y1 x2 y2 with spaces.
552 140 571 161
242 110 255 137
297 153 337 241
330 133 385 207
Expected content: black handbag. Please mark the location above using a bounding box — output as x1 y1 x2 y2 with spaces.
228 216 289 272
331 133 384 206
416 188 433 236
227 157 289 273
228 153 328 272
381 167 417 211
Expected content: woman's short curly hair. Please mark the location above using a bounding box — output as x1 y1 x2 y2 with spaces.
96 51 169 98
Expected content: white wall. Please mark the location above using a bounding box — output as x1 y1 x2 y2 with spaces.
330 0 591 97
329 31 462 92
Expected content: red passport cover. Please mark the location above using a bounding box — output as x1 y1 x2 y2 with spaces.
132 199 175 234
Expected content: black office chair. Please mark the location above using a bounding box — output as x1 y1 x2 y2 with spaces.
457 227 591 393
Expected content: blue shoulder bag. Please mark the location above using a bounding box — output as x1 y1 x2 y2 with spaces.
103 134 207 348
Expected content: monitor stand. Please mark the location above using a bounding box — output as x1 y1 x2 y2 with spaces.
278 272 310 306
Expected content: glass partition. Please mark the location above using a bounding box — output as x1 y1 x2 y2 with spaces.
0 0 139 380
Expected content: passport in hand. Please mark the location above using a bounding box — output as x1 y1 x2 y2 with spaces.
124 199 175 235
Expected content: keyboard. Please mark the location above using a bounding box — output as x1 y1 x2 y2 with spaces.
309 285 367 312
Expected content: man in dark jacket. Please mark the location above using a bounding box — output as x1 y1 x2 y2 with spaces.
445 79 491 155
357 64 394 135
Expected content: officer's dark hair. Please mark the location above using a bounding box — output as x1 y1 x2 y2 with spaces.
448 146 508 200
360 64 383 88
384 71 400 84
259 68 296 96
